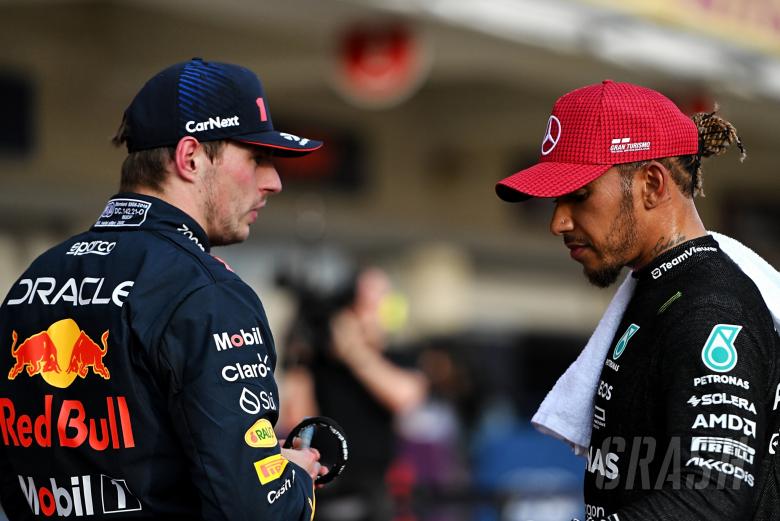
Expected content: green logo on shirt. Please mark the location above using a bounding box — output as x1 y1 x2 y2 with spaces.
701 324 742 373
613 323 640 360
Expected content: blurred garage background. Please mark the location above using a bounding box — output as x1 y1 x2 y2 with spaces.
0 1 778 520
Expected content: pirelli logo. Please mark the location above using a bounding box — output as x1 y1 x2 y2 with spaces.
253 454 288 485
691 436 755 464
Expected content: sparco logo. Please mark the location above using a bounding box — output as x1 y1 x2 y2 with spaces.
651 245 718 279
213 327 263 351
67 241 116 256
185 115 239 133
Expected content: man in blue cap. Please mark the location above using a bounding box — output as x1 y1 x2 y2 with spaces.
0 58 324 520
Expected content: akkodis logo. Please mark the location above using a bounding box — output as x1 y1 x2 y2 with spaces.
8 319 110 388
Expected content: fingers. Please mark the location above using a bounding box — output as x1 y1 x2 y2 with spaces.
315 465 330 489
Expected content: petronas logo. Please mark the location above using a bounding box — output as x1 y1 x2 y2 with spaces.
613 324 640 360
701 324 742 373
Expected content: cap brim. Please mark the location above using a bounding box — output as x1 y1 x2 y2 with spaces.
495 162 612 202
233 130 323 158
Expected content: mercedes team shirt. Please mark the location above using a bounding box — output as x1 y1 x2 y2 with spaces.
584 236 780 521
0 194 315 520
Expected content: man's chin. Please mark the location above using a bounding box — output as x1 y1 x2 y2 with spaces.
584 265 624 288
211 228 250 247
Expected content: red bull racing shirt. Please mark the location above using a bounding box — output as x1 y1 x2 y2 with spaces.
0 194 316 520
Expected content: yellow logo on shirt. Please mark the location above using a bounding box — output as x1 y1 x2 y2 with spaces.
244 418 277 448
254 454 288 484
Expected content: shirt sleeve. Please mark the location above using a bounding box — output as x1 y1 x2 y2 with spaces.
615 300 776 521
156 281 315 521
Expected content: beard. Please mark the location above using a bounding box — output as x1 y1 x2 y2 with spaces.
584 189 638 288
201 165 247 247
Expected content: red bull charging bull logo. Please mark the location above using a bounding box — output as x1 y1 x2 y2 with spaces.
3 319 134 451
8 319 110 388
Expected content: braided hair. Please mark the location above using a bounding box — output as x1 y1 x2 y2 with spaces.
687 107 747 197
617 107 746 198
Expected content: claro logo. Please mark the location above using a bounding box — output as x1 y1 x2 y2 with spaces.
185 115 239 133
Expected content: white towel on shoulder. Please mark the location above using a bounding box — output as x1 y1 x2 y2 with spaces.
531 232 780 456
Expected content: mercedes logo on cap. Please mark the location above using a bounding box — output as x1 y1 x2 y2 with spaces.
541 115 561 156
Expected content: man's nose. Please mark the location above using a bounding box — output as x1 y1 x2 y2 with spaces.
550 204 573 236
259 164 282 194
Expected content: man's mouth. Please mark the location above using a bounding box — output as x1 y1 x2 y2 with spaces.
564 238 591 262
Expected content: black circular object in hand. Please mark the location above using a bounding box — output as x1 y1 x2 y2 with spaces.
283 416 348 485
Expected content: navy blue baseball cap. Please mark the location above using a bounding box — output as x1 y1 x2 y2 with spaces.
122 57 323 156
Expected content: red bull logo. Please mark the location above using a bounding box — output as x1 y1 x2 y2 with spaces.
0 395 135 450
8 319 109 388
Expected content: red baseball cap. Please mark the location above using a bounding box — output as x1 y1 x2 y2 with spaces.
496 80 699 201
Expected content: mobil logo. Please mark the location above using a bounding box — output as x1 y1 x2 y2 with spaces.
8 319 109 388
18 473 142 517
213 326 264 351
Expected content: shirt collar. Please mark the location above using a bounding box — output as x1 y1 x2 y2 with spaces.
91 193 211 253
633 235 719 284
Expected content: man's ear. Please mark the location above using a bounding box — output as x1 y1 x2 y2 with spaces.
640 160 671 209
173 137 203 183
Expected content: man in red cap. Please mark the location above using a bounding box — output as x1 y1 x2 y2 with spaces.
497 80 779 520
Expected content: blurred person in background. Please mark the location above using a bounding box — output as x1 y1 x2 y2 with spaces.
496 80 779 521
0 58 326 520
280 266 428 521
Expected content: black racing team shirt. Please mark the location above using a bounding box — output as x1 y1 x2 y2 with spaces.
584 235 780 521
0 194 315 520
